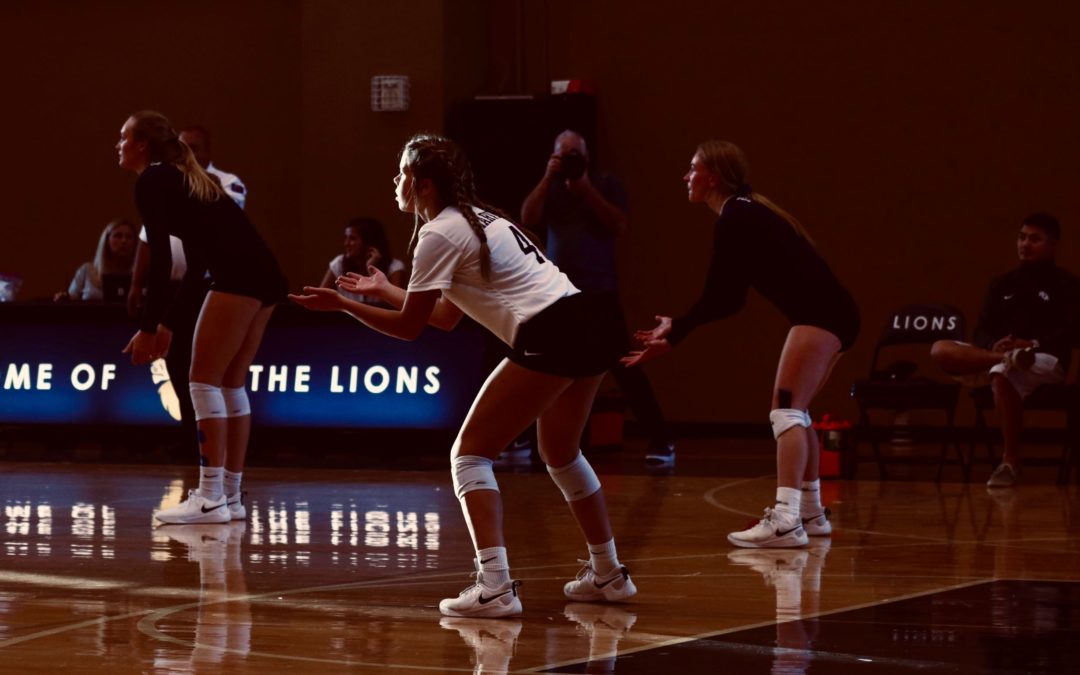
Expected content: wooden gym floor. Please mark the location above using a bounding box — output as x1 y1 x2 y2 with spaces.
1 440 1078 673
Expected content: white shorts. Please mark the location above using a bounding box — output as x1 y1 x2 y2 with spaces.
949 341 1065 398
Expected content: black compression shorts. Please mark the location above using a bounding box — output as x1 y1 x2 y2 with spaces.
508 292 624 378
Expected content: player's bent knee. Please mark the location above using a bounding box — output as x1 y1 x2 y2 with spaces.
189 382 227 421
221 387 250 417
452 454 499 499
546 452 602 502
769 408 812 440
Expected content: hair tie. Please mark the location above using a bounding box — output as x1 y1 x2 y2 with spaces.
735 183 753 196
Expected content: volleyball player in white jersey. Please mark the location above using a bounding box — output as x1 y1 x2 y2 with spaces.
290 134 636 618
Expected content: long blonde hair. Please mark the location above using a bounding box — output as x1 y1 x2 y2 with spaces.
696 139 813 243
129 111 225 203
89 219 136 287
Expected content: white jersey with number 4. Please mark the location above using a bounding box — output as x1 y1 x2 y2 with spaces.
408 205 579 345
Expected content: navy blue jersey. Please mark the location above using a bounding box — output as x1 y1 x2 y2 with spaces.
135 163 285 332
974 260 1080 365
668 196 858 349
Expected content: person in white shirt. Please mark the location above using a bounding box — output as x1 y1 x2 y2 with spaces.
291 134 637 618
319 217 407 304
54 218 137 301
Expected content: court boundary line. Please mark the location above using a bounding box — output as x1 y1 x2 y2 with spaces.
4 474 1075 671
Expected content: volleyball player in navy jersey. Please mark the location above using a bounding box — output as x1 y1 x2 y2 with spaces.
624 139 859 549
290 134 637 617
117 111 287 525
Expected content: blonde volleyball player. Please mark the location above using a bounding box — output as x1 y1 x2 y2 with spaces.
624 140 860 549
118 111 286 524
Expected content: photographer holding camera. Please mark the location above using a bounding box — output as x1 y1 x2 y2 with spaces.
521 130 675 466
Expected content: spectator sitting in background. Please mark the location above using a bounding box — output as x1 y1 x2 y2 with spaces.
320 217 407 304
931 212 1080 488
54 218 136 301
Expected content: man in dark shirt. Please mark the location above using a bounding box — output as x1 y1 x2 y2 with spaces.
931 213 1080 487
521 130 675 465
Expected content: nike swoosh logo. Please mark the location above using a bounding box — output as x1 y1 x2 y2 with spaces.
1004 294 1015 300
593 573 624 589
523 351 544 356
478 589 513 604
201 503 226 514
480 556 497 564
776 525 803 537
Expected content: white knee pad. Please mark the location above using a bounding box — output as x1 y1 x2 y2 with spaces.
189 382 227 421
452 455 499 499
769 408 812 440
222 387 251 417
546 452 602 502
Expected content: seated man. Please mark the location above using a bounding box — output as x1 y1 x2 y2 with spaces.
931 213 1080 487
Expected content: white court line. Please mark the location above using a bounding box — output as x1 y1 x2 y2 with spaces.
4 474 1073 670
705 476 1005 545
0 569 461 651
518 476 1072 674
521 577 993 674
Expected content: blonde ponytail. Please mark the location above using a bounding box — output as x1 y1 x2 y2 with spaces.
129 110 225 204
177 140 225 203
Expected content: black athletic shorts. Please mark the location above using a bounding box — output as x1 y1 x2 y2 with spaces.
508 292 624 378
792 288 861 352
211 267 289 307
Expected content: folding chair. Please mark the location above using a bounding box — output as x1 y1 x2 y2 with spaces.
849 304 967 480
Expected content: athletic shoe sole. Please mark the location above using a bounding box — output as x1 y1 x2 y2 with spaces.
438 597 523 618
155 510 231 525
727 530 809 549
564 577 638 603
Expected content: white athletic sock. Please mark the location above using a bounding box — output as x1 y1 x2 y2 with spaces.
200 466 225 501
800 479 823 517
588 539 619 576
224 470 243 498
477 546 511 587
774 486 801 524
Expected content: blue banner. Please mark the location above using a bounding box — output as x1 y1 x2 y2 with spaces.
0 306 488 429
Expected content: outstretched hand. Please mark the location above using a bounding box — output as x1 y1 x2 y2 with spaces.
621 315 674 367
289 286 345 312
337 266 388 297
633 315 673 344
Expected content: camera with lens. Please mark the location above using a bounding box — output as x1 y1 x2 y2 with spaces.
556 150 587 180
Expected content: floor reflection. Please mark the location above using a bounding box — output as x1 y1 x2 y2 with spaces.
563 604 637 674
727 539 831 675
1 463 1078 673
152 522 251 672
440 617 522 675
4 482 446 571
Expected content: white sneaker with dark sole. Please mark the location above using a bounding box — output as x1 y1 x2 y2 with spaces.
227 491 247 521
439 577 522 618
727 507 809 548
801 508 832 536
563 563 637 602
155 489 230 525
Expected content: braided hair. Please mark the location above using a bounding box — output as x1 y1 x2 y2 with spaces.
401 134 514 280
129 111 225 203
